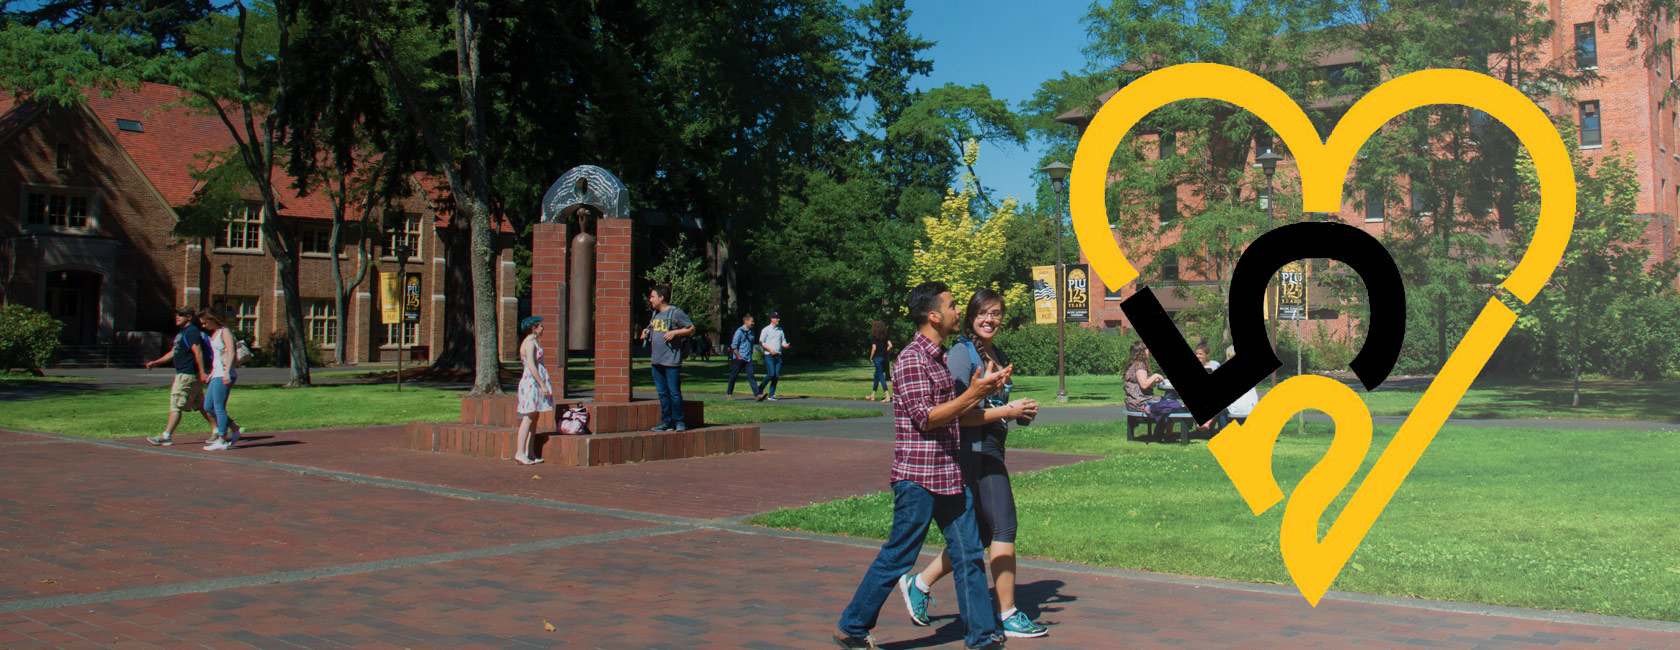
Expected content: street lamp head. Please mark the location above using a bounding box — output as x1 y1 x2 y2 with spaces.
220 262 232 275
1255 148 1283 178
1040 161 1072 191
394 243 412 263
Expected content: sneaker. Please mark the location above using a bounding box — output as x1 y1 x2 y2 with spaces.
146 435 173 446
675 422 688 432
970 635 1007 650
651 424 672 432
766 396 780 401
203 438 229 451
755 393 767 402
832 631 877 649
1000 610 1047 638
897 573 933 627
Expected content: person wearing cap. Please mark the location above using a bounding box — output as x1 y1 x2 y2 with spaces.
759 311 791 400
514 316 552 465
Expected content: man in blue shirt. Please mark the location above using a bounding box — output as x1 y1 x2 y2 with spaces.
143 308 234 446
726 314 763 400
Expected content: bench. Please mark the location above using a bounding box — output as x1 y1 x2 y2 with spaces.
1124 409 1250 444
1125 409 1197 443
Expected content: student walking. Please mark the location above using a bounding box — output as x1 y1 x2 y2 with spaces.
726 314 763 400
834 281 1011 650
866 320 893 401
197 310 243 451
643 285 694 431
900 289 1044 638
514 317 552 465
143 309 225 446
760 311 790 400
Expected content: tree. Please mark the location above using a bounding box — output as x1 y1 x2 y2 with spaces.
1332 0 1582 372
646 235 718 341
1509 139 1676 403
906 140 1030 315
1073 0 1331 355
1 0 319 386
850 0 937 215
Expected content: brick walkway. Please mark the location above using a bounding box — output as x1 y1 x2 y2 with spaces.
2 425 1677 649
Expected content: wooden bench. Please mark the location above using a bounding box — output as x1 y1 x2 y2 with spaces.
1125 409 1197 443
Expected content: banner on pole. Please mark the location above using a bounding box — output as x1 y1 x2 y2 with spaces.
403 272 423 323
380 273 401 325
1032 265 1057 325
1064 264 1089 323
1279 261 1307 320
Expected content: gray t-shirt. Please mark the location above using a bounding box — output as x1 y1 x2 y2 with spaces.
649 306 693 367
947 336 1011 463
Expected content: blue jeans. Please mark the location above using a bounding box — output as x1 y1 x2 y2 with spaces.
727 357 759 396
202 378 232 435
871 358 888 392
650 364 682 427
765 354 784 397
838 480 998 648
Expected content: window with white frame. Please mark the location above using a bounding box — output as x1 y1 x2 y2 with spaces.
217 297 259 334
384 213 421 257
299 225 336 255
25 191 92 230
218 205 264 251
305 299 337 347
1365 188 1386 222
383 321 418 347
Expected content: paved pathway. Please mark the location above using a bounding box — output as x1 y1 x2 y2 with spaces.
2 421 1678 649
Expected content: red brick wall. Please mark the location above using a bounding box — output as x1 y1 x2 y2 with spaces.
595 219 633 402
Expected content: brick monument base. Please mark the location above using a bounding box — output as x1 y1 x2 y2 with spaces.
403 395 761 467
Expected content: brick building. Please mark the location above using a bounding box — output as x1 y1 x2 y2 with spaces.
0 82 519 364
1059 6 1680 335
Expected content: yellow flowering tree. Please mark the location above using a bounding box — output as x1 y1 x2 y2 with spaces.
906 140 1030 316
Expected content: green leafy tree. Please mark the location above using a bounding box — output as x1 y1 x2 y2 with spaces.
906 141 1030 315
1509 140 1677 402
646 235 718 340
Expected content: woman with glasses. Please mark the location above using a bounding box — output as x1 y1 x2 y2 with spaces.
896 288 1047 638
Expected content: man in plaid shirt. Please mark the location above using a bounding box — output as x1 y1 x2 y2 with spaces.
835 281 1014 650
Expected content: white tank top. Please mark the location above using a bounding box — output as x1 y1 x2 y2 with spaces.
209 330 236 379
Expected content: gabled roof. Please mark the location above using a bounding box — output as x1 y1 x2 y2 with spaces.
0 95 43 144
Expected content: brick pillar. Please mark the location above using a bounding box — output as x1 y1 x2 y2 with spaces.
595 219 634 403
532 222 569 393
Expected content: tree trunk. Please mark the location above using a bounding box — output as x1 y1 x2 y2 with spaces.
455 0 501 396
431 213 475 370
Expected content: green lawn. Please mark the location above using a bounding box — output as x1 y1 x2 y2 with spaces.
750 421 1680 622
0 372 95 388
1360 378 1680 422
0 382 876 438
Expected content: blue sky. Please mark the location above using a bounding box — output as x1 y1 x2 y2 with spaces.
860 0 1095 209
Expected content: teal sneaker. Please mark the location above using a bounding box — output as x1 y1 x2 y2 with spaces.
896 573 933 627
1000 610 1047 638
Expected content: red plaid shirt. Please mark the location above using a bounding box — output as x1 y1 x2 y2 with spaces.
889 332 965 495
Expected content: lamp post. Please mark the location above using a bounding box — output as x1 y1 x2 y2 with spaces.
1040 161 1072 404
1254 148 1283 392
394 243 412 392
219 262 232 313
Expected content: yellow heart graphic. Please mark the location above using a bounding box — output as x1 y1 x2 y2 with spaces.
1069 63 1576 606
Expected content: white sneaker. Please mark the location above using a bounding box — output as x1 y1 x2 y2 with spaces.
203 438 229 451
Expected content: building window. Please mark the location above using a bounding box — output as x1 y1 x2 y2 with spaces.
55 143 70 171
1579 101 1602 147
216 296 259 335
1157 132 1177 224
305 299 337 347
383 322 418 348
299 225 336 255
1410 182 1433 215
1365 189 1386 222
25 192 91 230
385 213 421 257
218 205 264 251
1575 23 1598 69
1161 256 1179 282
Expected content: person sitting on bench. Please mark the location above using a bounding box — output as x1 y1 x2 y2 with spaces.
1123 341 1187 426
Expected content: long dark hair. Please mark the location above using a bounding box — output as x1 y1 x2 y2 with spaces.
962 289 1004 340
870 319 886 340
1128 340 1150 368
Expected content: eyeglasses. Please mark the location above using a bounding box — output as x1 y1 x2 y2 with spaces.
975 310 1004 319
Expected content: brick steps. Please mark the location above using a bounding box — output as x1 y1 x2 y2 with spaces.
404 421 760 466
458 395 701 433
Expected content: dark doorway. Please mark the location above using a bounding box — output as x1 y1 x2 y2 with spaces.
44 269 102 345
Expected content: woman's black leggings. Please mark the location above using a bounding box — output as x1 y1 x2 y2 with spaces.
972 456 1017 546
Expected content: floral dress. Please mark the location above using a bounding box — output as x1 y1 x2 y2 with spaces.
517 340 554 414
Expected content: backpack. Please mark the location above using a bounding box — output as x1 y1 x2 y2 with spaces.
558 404 591 435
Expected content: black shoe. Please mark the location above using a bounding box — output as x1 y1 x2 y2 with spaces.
832 631 877 649
755 393 767 401
969 634 1007 650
